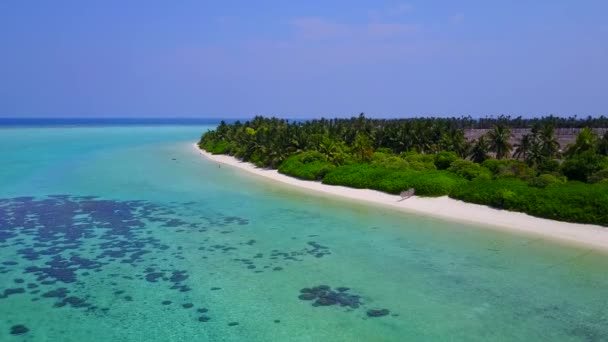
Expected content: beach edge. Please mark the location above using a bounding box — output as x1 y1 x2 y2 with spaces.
192 143 608 251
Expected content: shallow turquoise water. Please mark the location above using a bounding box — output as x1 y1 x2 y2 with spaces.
1 125 607 341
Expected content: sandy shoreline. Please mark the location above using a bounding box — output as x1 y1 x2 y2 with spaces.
192 144 608 251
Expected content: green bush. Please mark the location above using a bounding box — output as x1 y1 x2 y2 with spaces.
372 152 410 170
278 152 335 180
537 158 561 174
450 178 608 225
561 151 608 182
434 151 459 170
537 182 608 224
528 174 562 188
495 160 536 180
250 150 264 166
492 189 519 208
447 160 492 180
199 139 230 155
300 151 325 163
589 168 608 183
211 141 228 154
375 147 393 154
450 178 529 209
481 159 507 174
371 152 391 162
400 152 437 171
323 164 465 197
322 164 391 189
376 171 466 196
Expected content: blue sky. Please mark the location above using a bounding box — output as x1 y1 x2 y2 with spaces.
1 0 607 118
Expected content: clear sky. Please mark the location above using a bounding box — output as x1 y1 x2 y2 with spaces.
1 0 607 118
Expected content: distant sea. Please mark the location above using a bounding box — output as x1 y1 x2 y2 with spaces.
0 117 227 127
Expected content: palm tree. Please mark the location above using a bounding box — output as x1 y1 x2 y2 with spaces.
487 125 513 159
352 133 374 162
470 136 490 163
287 131 307 154
526 140 544 167
200 115 608 169
566 127 597 156
319 136 347 164
439 128 470 158
539 124 560 158
514 134 533 161
390 125 413 153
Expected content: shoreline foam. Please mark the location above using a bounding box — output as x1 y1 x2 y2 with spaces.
192 144 608 251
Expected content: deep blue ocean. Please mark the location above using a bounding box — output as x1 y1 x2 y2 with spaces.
0 118 225 127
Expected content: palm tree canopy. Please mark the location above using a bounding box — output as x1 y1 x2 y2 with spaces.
487 125 513 159
470 136 490 163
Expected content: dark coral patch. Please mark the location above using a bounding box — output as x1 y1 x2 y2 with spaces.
10 325 29 335
297 285 366 310
1 287 25 298
0 195 209 316
298 293 316 301
42 288 69 298
54 296 91 309
367 309 390 317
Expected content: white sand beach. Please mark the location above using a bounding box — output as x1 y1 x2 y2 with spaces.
193 144 608 251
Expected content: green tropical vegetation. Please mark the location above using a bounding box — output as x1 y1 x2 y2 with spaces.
199 114 608 226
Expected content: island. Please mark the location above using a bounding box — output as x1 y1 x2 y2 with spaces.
197 114 608 247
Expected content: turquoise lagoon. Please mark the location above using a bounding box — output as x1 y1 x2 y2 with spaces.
0 124 607 341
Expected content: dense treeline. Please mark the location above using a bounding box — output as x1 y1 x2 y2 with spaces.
466 115 608 129
288 114 608 129
199 114 608 225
